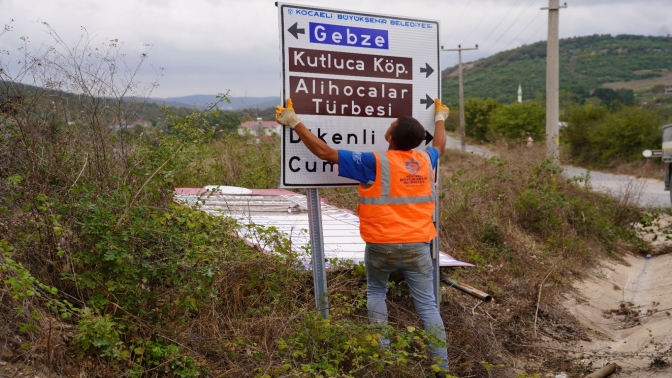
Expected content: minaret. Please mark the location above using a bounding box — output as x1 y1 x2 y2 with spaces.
518 84 522 103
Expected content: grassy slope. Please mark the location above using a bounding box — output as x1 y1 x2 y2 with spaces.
1 32 665 378
441 34 672 107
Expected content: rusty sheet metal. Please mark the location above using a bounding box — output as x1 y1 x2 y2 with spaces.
174 187 472 267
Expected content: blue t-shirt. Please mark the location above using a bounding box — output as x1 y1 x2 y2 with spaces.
337 147 440 184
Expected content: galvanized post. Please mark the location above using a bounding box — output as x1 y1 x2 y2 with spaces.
306 188 329 319
431 174 441 308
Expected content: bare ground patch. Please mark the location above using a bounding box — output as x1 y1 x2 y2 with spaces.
602 69 672 92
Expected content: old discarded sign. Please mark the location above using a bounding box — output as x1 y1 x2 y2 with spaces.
174 187 471 268
278 3 440 187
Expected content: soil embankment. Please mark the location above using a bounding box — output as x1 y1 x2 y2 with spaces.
562 252 672 376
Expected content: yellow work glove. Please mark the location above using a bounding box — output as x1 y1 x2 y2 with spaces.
275 98 301 128
434 98 450 122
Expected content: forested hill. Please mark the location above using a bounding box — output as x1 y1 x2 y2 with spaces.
441 34 672 107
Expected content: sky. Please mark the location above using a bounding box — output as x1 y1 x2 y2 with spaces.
1 0 670 99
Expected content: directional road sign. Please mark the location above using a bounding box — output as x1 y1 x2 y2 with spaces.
278 3 440 187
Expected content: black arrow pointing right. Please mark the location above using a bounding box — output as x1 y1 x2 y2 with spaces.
424 130 434 145
420 94 433 109
288 23 305 39
420 63 434 78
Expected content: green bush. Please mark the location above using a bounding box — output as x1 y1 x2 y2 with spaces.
489 102 546 142
590 106 661 161
128 339 202 378
464 98 502 142
74 311 124 357
270 312 452 377
562 104 662 165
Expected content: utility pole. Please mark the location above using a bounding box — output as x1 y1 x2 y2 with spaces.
442 44 478 152
542 0 567 161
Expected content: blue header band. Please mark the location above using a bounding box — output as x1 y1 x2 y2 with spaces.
309 22 389 50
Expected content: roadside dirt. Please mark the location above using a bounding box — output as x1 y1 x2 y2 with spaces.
561 217 672 377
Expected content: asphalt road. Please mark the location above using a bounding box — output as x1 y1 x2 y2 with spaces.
562 166 669 208
445 135 670 208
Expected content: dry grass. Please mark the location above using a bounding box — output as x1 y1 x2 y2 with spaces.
0 126 653 378
293 143 647 377
559 153 666 181
0 77 653 378
425 144 646 376
8 24 652 377
601 69 672 92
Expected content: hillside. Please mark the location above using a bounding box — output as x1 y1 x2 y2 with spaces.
0 80 188 124
1 81 280 130
441 34 672 107
149 95 280 111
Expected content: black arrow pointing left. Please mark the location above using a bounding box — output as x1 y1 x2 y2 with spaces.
288 23 305 39
424 130 434 145
420 63 434 78
420 94 433 109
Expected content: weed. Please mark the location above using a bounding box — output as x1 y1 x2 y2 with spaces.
127 339 203 378
0 22 656 378
73 310 124 357
650 357 668 369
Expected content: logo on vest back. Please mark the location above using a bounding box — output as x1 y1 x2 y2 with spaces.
405 157 420 174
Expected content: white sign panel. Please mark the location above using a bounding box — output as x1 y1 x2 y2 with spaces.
278 3 440 188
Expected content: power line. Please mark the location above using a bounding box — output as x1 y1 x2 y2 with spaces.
482 0 526 42
491 0 538 47
445 1 471 42
503 18 548 54
503 10 545 51
528 20 548 44
462 1 495 46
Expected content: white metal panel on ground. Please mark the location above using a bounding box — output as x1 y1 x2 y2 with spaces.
174 187 471 268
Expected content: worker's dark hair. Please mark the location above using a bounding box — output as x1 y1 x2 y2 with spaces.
391 115 426 150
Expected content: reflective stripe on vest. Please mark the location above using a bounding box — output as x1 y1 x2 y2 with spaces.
358 150 435 205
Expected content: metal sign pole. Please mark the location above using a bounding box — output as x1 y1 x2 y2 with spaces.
431 172 441 308
306 188 329 319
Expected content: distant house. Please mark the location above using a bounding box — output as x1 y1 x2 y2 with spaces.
109 120 152 130
238 118 281 137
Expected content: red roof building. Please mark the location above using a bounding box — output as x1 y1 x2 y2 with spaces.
238 118 281 136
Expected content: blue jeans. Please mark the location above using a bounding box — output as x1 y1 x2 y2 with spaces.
364 242 449 370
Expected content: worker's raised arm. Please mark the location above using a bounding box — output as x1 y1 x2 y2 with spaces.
276 99 339 163
432 98 449 157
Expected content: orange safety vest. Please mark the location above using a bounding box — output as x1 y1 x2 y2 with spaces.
357 150 436 243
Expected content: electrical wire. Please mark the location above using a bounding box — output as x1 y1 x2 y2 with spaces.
491 0 538 48
445 0 471 43
461 0 496 45
503 10 545 51
520 18 548 48
482 0 526 42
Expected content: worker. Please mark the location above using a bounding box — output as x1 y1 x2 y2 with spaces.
526 133 534 148
276 98 450 376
